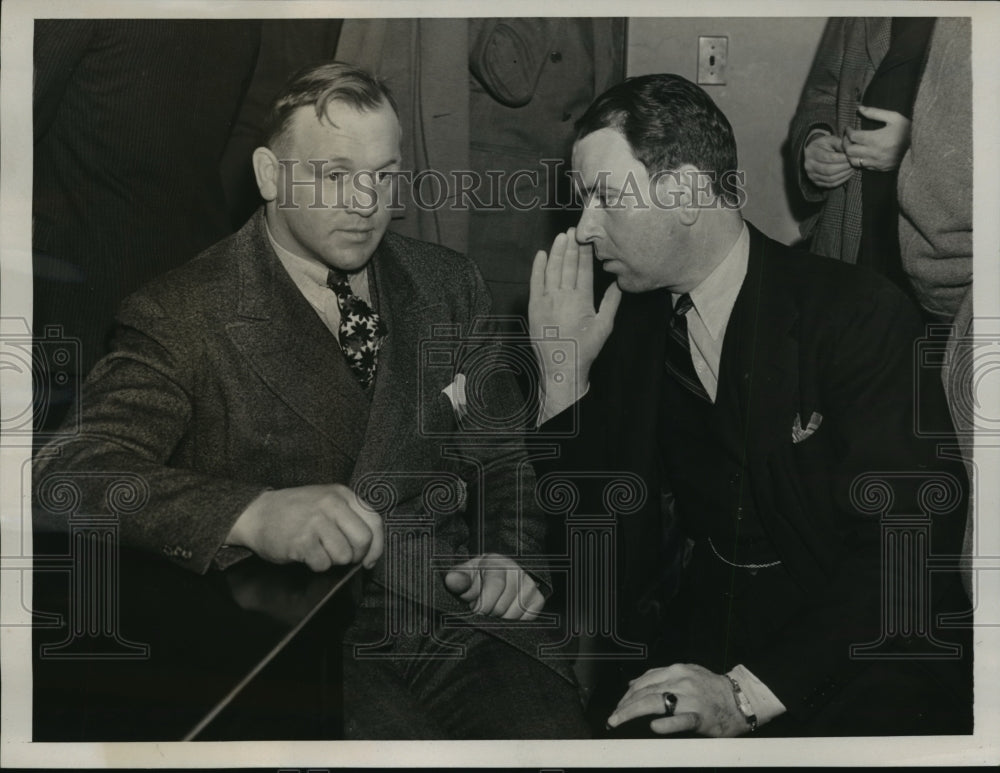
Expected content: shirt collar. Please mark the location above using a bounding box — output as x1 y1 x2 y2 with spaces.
264 218 330 289
677 222 749 341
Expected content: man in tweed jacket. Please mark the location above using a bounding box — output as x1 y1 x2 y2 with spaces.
33 62 588 739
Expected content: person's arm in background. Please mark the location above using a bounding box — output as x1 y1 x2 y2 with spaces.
788 18 853 199
897 17 972 321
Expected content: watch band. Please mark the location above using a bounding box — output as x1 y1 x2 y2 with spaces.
725 674 758 732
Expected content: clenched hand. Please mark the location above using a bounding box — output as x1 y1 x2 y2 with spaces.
445 553 545 621
227 483 384 572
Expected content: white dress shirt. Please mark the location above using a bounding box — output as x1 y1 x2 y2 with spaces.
265 219 372 336
671 222 749 403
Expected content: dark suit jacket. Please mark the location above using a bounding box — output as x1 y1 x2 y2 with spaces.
34 210 555 649
33 20 262 429
541 223 970 728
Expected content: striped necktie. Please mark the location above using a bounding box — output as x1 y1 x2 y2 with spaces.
326 268 387 389
664 293 711 402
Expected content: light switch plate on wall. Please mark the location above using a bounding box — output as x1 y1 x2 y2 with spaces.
698 36 728 85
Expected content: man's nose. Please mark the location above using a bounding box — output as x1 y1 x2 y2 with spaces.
346 173 380 216
575 203 602 244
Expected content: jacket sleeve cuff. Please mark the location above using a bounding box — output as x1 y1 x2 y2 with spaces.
211 545 254 571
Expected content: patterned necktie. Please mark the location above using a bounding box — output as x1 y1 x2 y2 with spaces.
664 293 711 402
326 268 387 389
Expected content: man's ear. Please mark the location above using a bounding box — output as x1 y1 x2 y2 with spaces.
674 164 702 227
252 146 279 202
651 166 699 226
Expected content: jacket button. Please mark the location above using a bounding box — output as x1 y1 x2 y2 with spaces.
550 51 563 63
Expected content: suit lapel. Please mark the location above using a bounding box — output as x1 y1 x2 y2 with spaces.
865 17 892 73
724 225 801 455
225 211 369 460
351 234 444 484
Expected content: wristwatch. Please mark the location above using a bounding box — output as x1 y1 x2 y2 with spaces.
724 674 758 732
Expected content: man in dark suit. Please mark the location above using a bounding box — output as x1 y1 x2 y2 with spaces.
529 74 971 736
34 62 588 739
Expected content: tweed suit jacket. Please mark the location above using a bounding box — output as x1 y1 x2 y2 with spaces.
34 210 552 627
789 17 891 262
540 223 969 726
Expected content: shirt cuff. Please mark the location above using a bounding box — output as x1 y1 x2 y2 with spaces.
728 664 787 728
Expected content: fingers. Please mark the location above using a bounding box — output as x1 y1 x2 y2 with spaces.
843 126 876 147
607 666 703 732
576 241 594 296
311 486 382 570
302 540 335 572
447 556 544 620
809 158 852 179
808 161 854 188
540 229 591 293
810 145 849 165
476 566 518 615
445 557 482 601
805 133 846 160
244 484 388 571
330 503 375 564
844 117 910 173
804 135 853 187
595 280 623 335
823 166 855 188
544 232 568 292
806 130 842 152
809 155 852 174
344 489 384 568
607 689 673 727
559 227 580 290
530 249 548 297
503 572 545 620
649 712 701 735
857 104 903 124
313 522 354 567
443 567 474 595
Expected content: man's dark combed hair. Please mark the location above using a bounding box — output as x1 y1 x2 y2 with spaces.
575 73 740 204
261 61 399 149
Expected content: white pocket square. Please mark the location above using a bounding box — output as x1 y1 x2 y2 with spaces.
792 411 823 443
442 373 468 419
